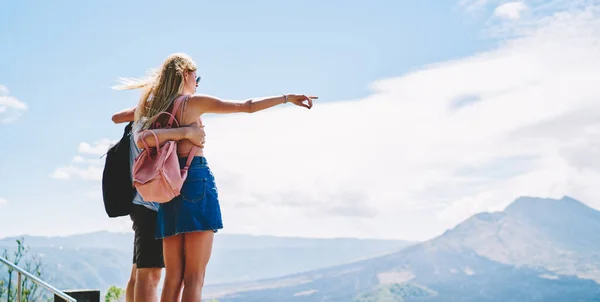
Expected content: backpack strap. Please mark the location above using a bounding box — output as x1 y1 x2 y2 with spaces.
176 95 199 171
124 121 133 135
184 145 199 170
167 95 188 128
149 95 187 129
138 129 161 159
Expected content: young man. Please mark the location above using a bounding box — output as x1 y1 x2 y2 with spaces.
112 107 205 302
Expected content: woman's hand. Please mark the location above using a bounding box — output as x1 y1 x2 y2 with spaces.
287 94 318 109
185 121 206 147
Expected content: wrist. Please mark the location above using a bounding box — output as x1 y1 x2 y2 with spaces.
183 127 192 139
282 94 289 104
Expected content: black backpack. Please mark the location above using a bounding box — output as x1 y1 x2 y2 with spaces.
101 122 136 218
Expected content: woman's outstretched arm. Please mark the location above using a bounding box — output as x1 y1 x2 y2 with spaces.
190 94 317 114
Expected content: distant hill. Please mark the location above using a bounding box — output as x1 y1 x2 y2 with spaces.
204 196 600 302
0 232 414 291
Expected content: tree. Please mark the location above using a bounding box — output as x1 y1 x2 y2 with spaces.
105 285 125 302
0 237 49 301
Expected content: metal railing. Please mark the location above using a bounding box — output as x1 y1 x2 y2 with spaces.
0 256 76 302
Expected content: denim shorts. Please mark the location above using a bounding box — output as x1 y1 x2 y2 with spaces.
155 156 223 239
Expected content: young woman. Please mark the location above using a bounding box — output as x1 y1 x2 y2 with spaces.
112 101 206 302
114 52 316 302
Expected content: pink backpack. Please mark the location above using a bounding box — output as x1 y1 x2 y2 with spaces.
132 95 199 203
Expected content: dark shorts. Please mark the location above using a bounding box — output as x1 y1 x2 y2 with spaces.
130 204 164 269
155 156 223 239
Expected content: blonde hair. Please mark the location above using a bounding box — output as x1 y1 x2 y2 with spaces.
113 53 197 130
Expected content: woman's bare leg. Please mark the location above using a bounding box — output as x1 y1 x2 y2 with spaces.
181 231 214 301
160 235 184 302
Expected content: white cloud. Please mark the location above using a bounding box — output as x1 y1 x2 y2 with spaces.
494 2 528 20
0 198 7 206
78 139 115 156
51 139 114 181
72 155 102 165
51 2 600 241
201 4 600 241
459 0 591 28
0 85 27 124
50 165 103 181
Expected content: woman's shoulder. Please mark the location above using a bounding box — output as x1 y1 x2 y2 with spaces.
187 94 219 103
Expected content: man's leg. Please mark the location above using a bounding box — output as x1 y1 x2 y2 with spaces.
127 213 138 302
126 264 136 302
131 205 165 302
135 268 162 302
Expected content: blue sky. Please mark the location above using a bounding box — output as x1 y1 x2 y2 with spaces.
2 0 599 241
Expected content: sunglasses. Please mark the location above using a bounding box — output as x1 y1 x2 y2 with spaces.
195 76 201 84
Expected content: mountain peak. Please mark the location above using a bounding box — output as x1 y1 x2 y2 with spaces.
500 195 600 250
504 195 588 216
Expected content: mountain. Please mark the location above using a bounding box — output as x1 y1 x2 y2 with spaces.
436 196 600 282
204 196 600 301
0 232 414 291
